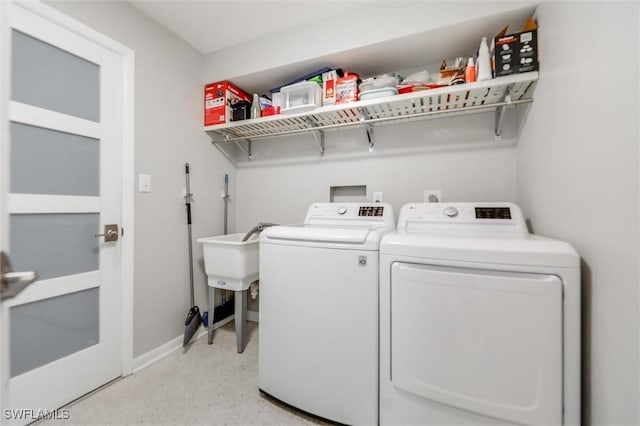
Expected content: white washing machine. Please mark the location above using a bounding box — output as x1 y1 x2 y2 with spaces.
259 202 395 425
379 203 580 426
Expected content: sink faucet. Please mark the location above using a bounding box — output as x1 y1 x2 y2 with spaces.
242 222 278 242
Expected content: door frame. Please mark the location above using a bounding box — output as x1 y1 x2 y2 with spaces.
0 0 135 411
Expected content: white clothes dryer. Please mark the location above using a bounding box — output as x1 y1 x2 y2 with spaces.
259 202 395 425
379 203 580 426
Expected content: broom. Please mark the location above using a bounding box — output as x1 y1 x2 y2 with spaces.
183 163 201 346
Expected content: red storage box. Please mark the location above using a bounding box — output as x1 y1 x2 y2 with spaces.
204 81 251 126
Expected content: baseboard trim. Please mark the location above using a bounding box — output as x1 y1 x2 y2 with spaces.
133 315 234 373
133 311 258 373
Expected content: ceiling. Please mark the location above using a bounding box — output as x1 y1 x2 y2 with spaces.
128 1 364 54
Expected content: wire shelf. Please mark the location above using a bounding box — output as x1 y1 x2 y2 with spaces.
204 72 538 144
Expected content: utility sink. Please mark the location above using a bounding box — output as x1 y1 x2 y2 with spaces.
197 233 259 291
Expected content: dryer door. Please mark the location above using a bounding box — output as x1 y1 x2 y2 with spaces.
390 263 562 425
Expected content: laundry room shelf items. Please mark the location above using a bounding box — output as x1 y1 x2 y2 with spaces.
204 71 538 159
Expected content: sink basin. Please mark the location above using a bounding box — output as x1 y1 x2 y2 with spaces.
197 233 259 291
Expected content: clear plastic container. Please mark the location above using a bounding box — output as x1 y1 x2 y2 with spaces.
359 74 401 92
280 81 322 114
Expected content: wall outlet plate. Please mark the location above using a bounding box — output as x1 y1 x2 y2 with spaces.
138 174 151 193
373 191 383 203
423 189 442 203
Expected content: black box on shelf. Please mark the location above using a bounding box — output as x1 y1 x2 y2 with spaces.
494 15 538 77
231 100 252 122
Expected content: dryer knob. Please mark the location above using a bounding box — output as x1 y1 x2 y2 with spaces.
337 206 347 215
444 206 459 218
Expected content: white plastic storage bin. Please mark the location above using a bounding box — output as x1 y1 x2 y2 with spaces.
280 81 322 114
359 87 398 101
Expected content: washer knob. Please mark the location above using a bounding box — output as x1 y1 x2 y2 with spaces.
337 206 347 215
444 206 459 218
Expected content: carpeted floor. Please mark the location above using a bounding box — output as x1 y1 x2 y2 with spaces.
39 321 326 426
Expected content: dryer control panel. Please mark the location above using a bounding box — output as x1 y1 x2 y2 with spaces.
397 202 528 235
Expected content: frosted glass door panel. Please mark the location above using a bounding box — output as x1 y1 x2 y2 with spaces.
10 213 99 280
10 122 99 196
11 30 100 121
10 287 99 377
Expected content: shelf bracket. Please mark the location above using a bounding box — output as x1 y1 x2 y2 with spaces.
366 124 374 152
359 108 375 152
231 137 252 161
494 84 514 141
305 118 325 155
313 130 325 155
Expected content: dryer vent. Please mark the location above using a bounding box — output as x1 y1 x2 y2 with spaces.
329 185 366 203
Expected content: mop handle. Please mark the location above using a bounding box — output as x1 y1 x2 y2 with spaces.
185 163 192 225
223 174 229 235
185 163 194 306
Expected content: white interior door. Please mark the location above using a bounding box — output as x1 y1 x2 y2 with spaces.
0 3 123 423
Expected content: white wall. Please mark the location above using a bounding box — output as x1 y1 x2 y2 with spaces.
234 122 518 230
47 1 236 357
236 144 516 228
515 2 639 425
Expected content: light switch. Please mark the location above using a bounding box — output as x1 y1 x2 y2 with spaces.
138 174 151 193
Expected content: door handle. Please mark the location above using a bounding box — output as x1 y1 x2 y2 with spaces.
1 251 38 300
94 224 119 242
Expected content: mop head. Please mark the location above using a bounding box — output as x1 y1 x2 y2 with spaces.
183 305 202 347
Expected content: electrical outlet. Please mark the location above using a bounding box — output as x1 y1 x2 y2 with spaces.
423 189 442 203
373 192 383 203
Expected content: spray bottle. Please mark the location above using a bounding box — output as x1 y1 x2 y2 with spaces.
465 57 476 83
476 37 492 81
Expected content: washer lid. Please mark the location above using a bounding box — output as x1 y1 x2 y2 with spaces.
381 231 579 268
264 225 368 243
262 224 391 250
260 202 396 250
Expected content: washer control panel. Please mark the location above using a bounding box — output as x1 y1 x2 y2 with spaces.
358 206 385 217
444 206 459 218
305 203 395 228
474 207 512 219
